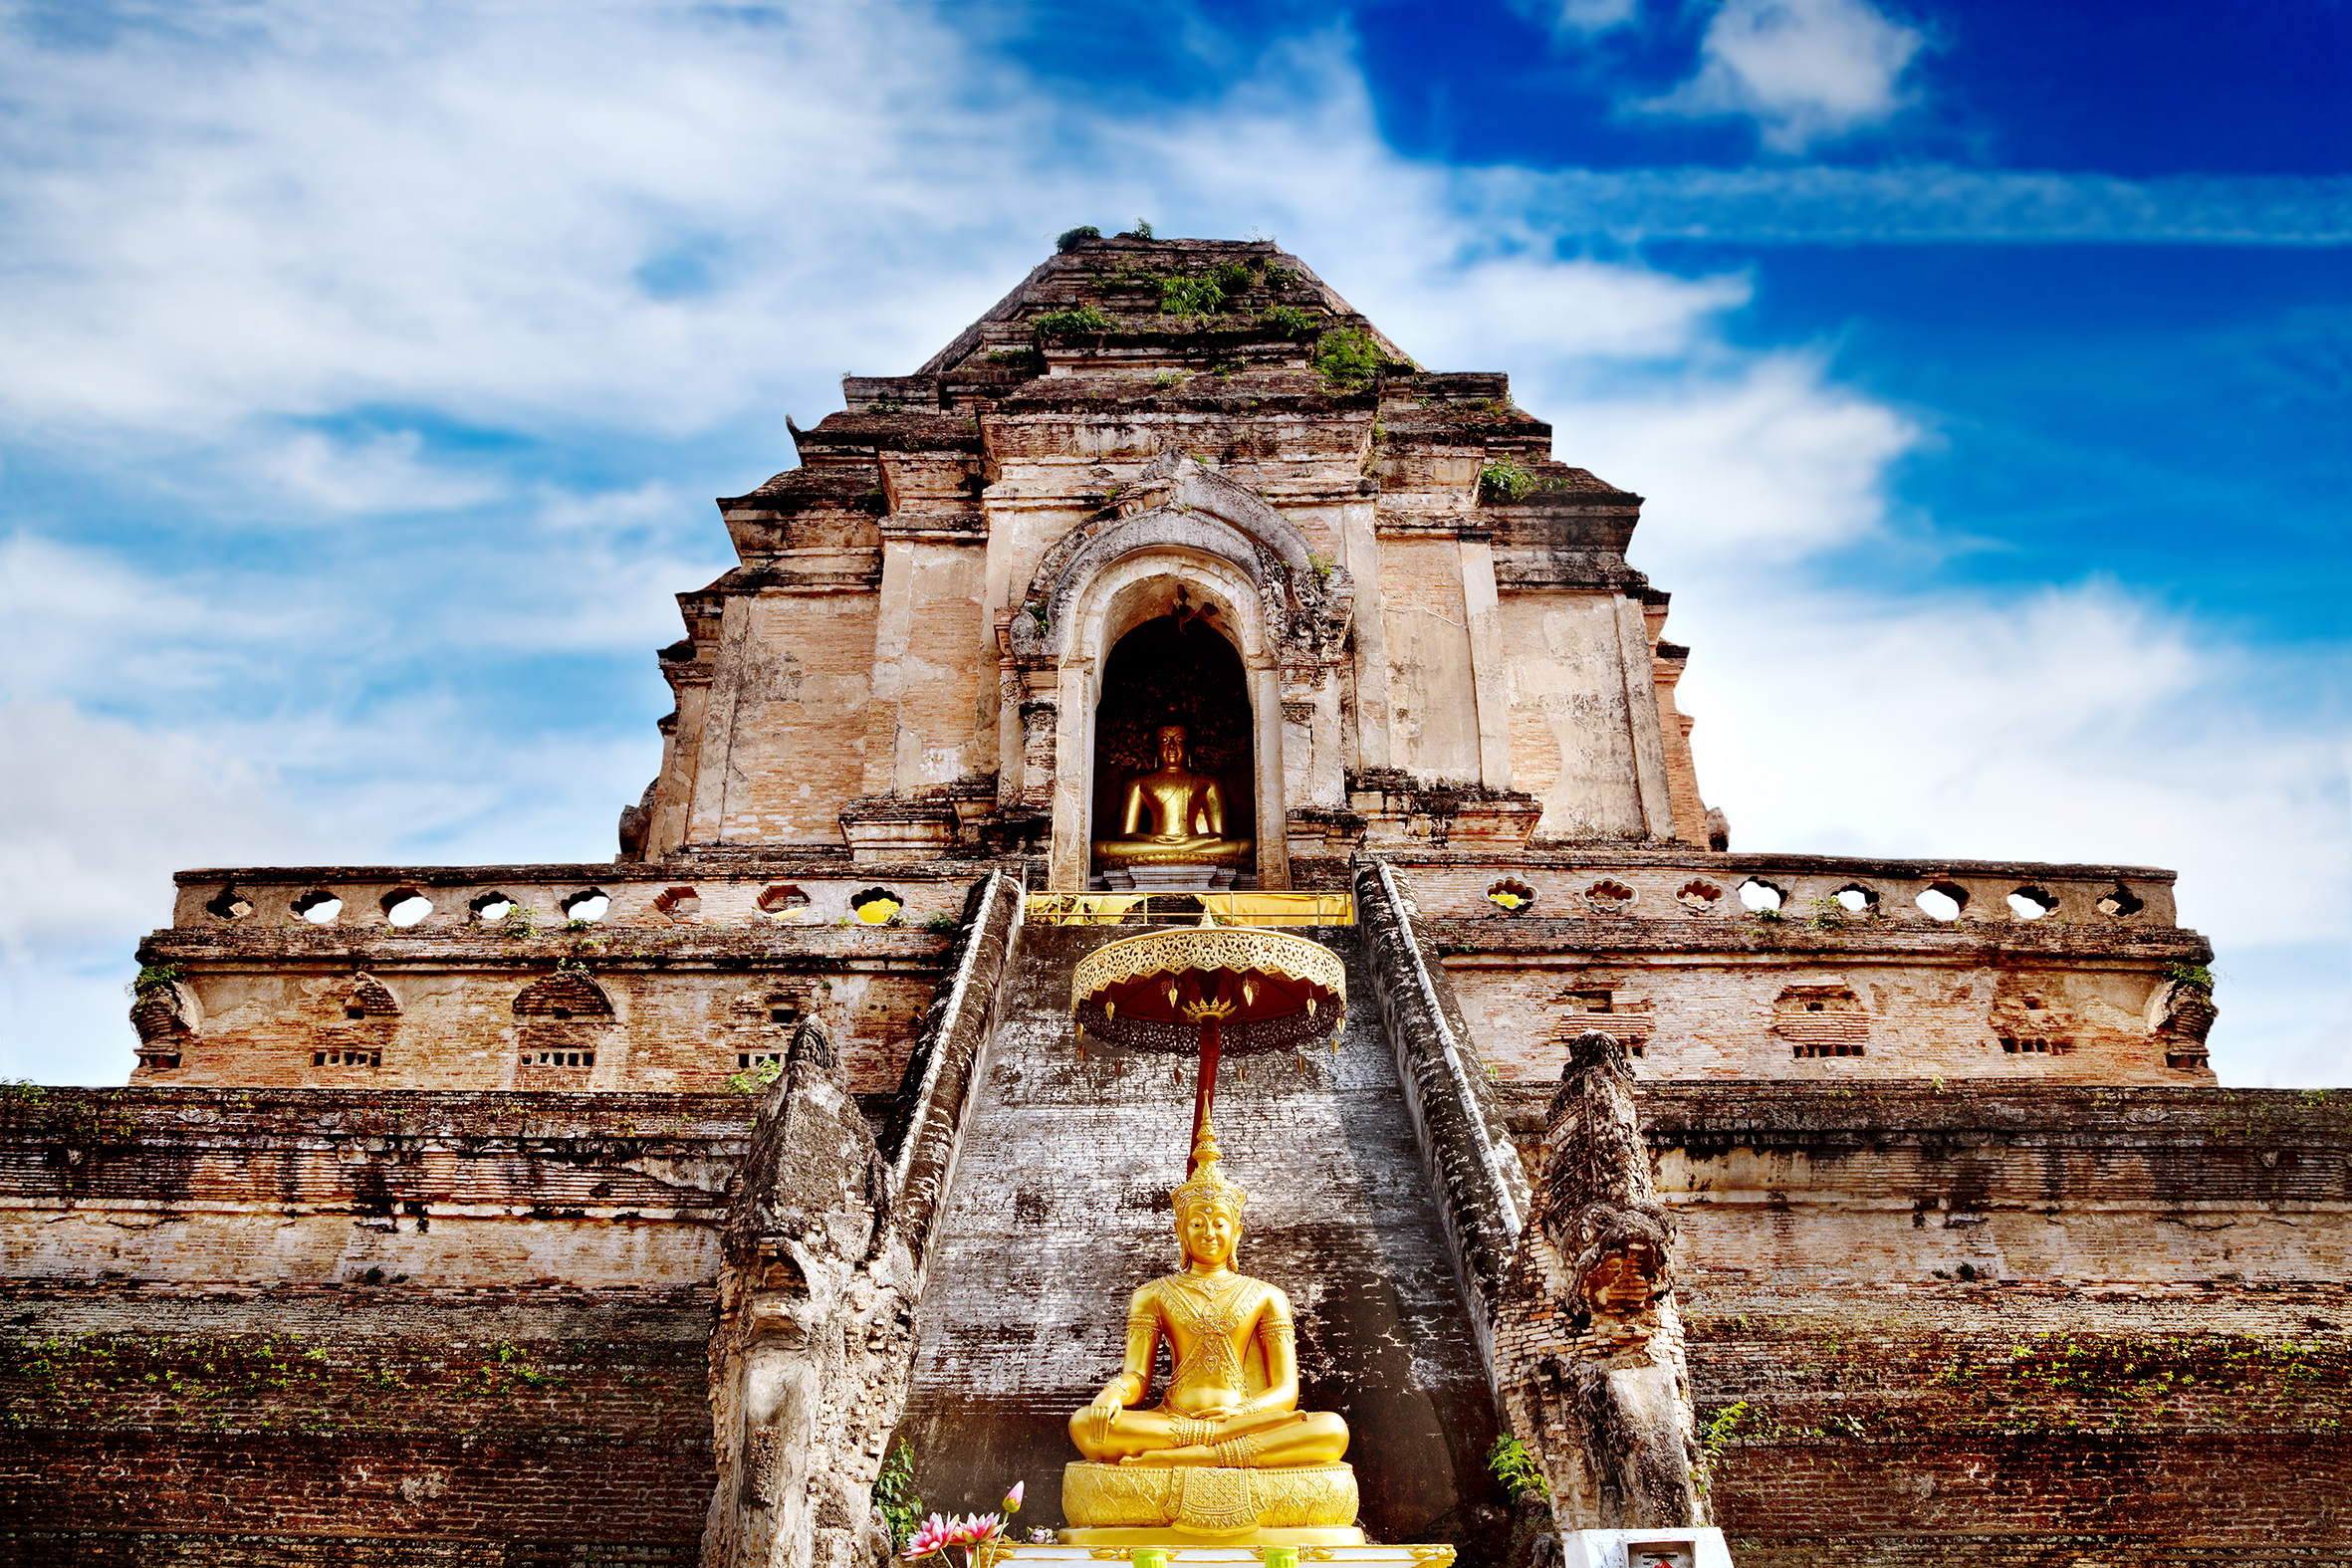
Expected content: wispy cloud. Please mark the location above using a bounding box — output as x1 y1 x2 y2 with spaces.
1535 0 1642 34
1482 165 2352 244
258 429 507 515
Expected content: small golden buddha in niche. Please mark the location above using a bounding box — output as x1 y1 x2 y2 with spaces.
1092 725 1254 870
1067 1127 1349 1470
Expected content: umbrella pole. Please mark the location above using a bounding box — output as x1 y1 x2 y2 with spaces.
1188 1016 1222 1175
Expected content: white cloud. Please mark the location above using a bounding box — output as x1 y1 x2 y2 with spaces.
0 697 323 1083
1643 0 1924 151
0 2 1045 443
257 429 506 515
1532 354 1919 562
1356 254 1754 367
0 691 655 1083
1674 582 2345 937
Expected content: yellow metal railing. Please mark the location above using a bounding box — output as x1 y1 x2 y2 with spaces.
1024 892 1354 928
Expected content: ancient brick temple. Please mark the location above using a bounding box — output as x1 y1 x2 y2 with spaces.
5 236 2342 1568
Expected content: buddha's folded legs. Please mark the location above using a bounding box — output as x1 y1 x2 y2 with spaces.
1089 836 1255 865
1068 1405 1350 1468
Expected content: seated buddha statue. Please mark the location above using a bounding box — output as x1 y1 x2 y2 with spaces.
1092 725 1254 871
1069 1132 1349 1471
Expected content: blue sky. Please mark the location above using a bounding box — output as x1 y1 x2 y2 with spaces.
0 0 2345 1085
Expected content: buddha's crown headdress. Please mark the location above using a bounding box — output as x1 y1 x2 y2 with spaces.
1171 1122 1247 1223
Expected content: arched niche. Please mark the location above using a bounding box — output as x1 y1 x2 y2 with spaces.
1011 460 1351 670
1047 550 1289 890
1090 601 1256 885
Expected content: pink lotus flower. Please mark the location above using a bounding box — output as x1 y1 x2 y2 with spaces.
903 1503 1019 1565
903 1515 954 1560
1002 1481 1026 1513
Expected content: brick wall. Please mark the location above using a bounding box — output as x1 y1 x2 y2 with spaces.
1394 850 2212 1086
1690 1284 2350 1558
1500 1082 2352 1563
0 1089 750 1563
132 914 959 1098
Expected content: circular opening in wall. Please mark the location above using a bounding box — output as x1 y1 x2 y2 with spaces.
1916 883 1968 922
1584 878 1636 909
1738 878 1784 913
757 884 811 916
470 892 516 923
1486 877 1536 914
205 886 252 921
1676 879 1723 913
2007 886 2057 921
382 889 432 927
292 890 343 925
2096 885 2145 919
562 888 610 923
1832 884 1878 913
850 887 903 925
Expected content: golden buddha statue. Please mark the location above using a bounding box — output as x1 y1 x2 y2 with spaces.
1092 725 1254 872
1060 1126 1360 1544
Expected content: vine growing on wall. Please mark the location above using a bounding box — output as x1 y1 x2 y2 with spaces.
872 1439 921 1548
1693 1400 1752 1496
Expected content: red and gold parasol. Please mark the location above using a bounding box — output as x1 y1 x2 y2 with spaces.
1070 925 1346 1173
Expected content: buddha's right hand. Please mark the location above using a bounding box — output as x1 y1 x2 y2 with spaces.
1083 1388 1125 1446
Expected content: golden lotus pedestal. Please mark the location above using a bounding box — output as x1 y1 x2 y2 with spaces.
1058 1460 1364 1546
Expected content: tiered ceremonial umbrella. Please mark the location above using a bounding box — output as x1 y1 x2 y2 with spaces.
1070 925 1346 1172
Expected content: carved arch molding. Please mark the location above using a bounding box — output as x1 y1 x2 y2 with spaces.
1010 455 1354 668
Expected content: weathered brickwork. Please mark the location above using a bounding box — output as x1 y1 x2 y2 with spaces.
132 868 984 1096
1390 852 2182 924
1483 1081 2350 1561
1625 1083 2351 1289
694 592 883 846
0 1089 752 1562
1390 853 2213 1087
165 863 986 932
3 1293 715 1541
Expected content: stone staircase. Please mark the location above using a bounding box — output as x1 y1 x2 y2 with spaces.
892 918 1512 1556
